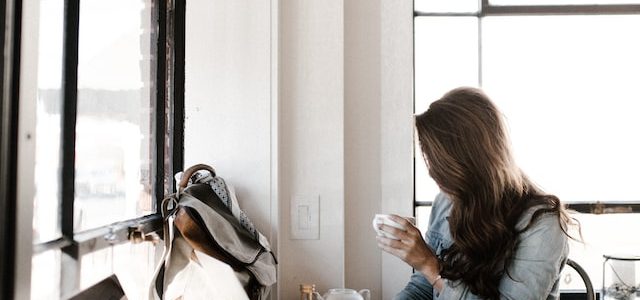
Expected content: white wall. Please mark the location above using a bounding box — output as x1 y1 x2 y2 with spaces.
184 0 280 298
184 0 273 240
344 0 382 296
185 1 414 299
278 0 345 298
346 1 415 298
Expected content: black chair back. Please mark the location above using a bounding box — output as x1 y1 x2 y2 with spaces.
566 258 596 300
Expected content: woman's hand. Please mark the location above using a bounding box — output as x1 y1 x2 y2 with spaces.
376 215 443 291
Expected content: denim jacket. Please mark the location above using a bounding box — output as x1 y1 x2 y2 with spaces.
395 193 569 300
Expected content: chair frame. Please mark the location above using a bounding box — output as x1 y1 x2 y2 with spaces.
566 258 595 300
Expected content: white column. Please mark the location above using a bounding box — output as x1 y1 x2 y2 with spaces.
279 0 345 299
344 0 383 298
15 0 41 297
380 1 415 299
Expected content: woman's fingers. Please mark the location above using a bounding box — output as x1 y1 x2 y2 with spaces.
388 215 421 236
377 223 420 242
376 235 404 248
376 222 439 275
377 235 419 261
378 225 418 245
388 214 410 227
376 236 410 259
376 239 405 258
377 224 405 239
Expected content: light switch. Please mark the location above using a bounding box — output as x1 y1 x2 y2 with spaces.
298 205 310 229
291 195 319 240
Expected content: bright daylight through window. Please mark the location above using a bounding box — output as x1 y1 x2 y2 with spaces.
31 0 168 299
414 0 640 294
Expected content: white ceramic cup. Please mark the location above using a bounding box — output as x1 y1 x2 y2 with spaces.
372 214 416 239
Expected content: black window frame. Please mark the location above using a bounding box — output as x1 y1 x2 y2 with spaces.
1 0 23 298
413 0 640 215
1 0 186 298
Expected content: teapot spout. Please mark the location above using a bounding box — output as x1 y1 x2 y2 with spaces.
358 289 371 300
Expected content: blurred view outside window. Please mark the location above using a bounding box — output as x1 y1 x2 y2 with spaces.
482 16 640 204
415 1 640 293
75 0 155 231
32 0 159 299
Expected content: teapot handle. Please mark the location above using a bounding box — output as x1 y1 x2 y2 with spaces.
358 289 371 300
312 291 324 300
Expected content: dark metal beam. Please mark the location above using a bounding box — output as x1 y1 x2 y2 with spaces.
33 214 163 255
154 0 168 212
74 214 162 256
566 202 640 214
60 0 81 297
415 201 434 207
482 0 490 11
60 0 80 241
485 4 640 15
33 237 74 255
412 0 417 219
414 3 640 16
173 0 185 178
0 0 22 297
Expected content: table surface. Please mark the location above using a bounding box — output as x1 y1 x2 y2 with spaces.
603 254 640 261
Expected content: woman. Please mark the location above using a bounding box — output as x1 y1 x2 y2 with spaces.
376 87 574 299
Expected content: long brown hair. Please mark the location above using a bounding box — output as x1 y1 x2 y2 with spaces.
414 87 573 299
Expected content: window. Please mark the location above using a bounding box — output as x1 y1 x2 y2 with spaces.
482 15 640 203
414 0 640 295
74 0 157 231
490 0 640 5
28 0 185 298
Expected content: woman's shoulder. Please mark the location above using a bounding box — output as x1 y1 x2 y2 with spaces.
514 208 569 265
428 193 452 230
428 193 453 227
426 193 454 254
517 205 568 245
432 192 453 214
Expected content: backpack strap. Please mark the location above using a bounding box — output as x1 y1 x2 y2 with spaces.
177 164 216 190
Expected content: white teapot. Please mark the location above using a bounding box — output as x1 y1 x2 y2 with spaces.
313 288 371 300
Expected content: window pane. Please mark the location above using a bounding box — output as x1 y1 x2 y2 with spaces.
414 212 640 295
75 0 156 231
563 213 640 293
415 142 439 202
482 15 640 202
33 0 64 243
31 250 61 300
491 0 640 5
415 205 432 235
414 17 479 202
414 17 479 113
415 0 479 13
80 242 159 299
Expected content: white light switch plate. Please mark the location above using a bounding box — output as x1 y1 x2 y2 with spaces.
290 195 319 240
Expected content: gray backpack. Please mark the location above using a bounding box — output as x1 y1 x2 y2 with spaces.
149 164 277 300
